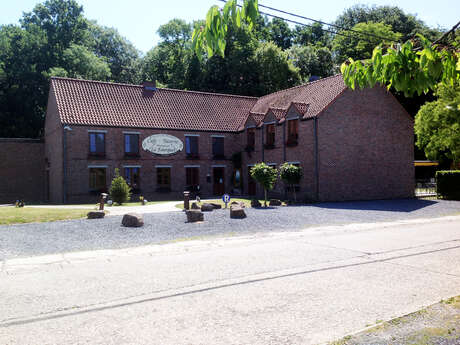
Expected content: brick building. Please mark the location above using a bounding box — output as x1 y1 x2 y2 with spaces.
37 74 413 203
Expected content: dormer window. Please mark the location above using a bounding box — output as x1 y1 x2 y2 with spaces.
287 119 299 147
265 123 275 149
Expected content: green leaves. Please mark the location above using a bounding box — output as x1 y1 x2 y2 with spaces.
192 0 258 59
342 34 460 97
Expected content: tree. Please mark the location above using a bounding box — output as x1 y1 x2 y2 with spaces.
279 163 303 202
293 23 331 47
109 168 131 205
333 22 401 63
266 18 293 50
334 5 442 42
288 45 334 81
250 163 278 207
253 42 300 95
415 83 460 164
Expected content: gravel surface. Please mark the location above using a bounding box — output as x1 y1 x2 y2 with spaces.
330 296 460 345
1 198 460 260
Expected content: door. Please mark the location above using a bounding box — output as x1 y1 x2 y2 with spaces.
248 169 256 196
213 167 225 195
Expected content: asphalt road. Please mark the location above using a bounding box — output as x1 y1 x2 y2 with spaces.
1 216 460 345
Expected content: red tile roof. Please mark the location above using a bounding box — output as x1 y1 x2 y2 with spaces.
250 74 346 120
51 78 258 132
50 74 347 132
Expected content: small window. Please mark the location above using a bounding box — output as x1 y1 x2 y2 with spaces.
124 134 139 156
247 128 255 150
89 132 105 156
157 167 171 190
185 167 199 191
89 168 106 191
212 137 224 158
287 119 298 146
185 136 199 158
124 167 140 191
265 124 275 148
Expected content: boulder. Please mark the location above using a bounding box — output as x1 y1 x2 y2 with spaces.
230 201 245 208
210 202 222 209
230 205 246 219
186 210 204 222
250 199 261 208
269 199 282 206
87 211 105 219
201 203 214 212
121 213 144 227
191 202 200 210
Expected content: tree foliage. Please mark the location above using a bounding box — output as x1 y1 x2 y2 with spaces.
288 45 334 81
109 168 131 205
250 163 278 207
279 163 303 202
415 83 460 163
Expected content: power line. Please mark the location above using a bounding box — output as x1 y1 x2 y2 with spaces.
217 0 399 44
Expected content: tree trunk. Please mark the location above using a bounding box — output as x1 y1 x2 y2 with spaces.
264 188 267 207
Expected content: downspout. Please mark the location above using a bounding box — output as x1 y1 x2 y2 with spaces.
282 121 286 162
314 117 319 202
261 125 265 162
62 125 67 204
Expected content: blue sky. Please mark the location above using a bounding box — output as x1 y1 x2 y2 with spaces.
1 0 458 54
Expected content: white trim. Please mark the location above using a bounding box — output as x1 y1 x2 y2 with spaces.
123 165 142 168
155 165 172 168
287 161 300 165
210 135 225 138
123 131 141 135
88 165 108 168
287 116 300 120
247 164 255 167
184 165 200 168
211 164 226 168
88 129 108 133
264 121 276 125
184 134 200 137
267 163 277 166
245 125 256 129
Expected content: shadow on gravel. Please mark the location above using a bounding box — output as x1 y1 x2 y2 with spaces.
313 199 438 213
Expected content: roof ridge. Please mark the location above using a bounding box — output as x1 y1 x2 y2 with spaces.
51 76 259 100
258 74 343 100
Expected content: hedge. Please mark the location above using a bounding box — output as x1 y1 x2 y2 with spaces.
436 170 460 200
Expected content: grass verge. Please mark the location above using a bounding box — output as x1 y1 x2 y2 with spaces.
0 207 89 225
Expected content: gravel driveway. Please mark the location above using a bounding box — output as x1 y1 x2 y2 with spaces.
1 198 460 260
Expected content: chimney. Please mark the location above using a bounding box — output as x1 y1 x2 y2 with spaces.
142 81 157 91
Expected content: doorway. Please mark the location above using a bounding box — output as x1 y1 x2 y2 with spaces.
213 167 225 195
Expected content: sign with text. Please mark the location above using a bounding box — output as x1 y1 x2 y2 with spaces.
142 134 183 156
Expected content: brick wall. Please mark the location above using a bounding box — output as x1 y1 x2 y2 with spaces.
0 138 45 203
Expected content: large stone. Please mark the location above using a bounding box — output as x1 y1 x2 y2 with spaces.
250 199 261 208
230 205 246 219
201 203 214 212
186 210 204 222
87 211 105 219
191 202 200 210
210 202 222 209
269 199 282 206
121 213 144 227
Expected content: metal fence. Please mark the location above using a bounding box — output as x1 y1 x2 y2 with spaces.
415 179 436 197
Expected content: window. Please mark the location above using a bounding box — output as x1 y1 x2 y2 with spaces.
124 167 140 191
185 167 199 191
156 167 171 190
185 136 199 158
265 124 275 148
246 128 255 151
124 134 139 156
89 132 105 156
287 119 299 146
89 168 106 191
212 137 224 158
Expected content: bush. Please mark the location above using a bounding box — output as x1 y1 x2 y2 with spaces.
279 163 303 202
436 170 460 200
250 163 278 207
109 168 131 205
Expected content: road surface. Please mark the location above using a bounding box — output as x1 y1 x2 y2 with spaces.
1 216 460 344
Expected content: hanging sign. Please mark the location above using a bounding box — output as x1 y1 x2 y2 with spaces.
142 134 183 156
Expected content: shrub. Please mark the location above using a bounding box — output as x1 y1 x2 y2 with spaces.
436 170 460 200
279 163 303 202
250 162 278 207
109 168 131 205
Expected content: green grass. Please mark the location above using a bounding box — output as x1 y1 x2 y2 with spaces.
175 198 272 209
0 207 89 225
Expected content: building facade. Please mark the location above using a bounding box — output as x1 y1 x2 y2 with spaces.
41 75 414 204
